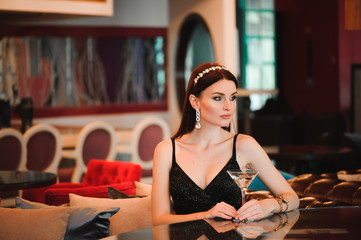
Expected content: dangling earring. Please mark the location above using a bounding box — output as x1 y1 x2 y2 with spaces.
195 109 201 129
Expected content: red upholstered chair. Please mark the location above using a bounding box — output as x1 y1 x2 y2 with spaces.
43 159 142 205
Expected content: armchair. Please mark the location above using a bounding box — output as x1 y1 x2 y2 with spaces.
117 116 170 183
0 128 26 206
61 120 118 183
21 124 63 203
0 128 26 171
39 159 141 205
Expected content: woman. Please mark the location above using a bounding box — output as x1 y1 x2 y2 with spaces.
152 63 299 226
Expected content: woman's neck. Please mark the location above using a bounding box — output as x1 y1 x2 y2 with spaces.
182 126 232 148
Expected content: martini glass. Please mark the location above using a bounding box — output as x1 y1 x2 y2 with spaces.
227 169 259 222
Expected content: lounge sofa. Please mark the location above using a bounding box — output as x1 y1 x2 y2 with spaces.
247 169 361 208
0 180 152 240
288 170 361 208
0 159 148 240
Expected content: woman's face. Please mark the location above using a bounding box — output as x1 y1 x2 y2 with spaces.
197 79 237 128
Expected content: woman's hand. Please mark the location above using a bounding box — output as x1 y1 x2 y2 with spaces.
235 199 277 222
204 201 237 220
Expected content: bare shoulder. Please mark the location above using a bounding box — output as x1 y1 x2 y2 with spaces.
153 139 173 164
235 133 270 167
155 138 173 152
235 133 264 156
236 134 259 148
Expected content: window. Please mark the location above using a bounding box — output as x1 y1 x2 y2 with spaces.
239 0 276 110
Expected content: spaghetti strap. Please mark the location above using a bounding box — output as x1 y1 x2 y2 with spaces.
232 134 239 159
171 138 176 165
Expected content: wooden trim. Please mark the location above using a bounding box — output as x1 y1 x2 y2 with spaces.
345 0 361 30
70 0 106 2
11 102 168 119
0 25 167 37
0 0 113 16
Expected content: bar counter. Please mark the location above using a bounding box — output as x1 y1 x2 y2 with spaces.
103 206 361 240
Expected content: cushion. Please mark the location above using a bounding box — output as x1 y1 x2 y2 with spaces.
299 197 342 209
108 187 146 199
22 182 84 204
298 196 317 208
321 200 343 208
320 172 338 179
246 191 272 201
337 169 361 182
16 197 119 240
83 159 142 186
45 181 136 206
0 207 69 240
352 187 361 206
69 193 152 235
306 199 324 208
328 181 361 204
135 181 152 196
288 174 321 196
108 181 152 199
303 178 340 200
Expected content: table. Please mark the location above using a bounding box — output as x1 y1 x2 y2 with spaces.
0 171 57 191
102 206 361 240
267 145 354 175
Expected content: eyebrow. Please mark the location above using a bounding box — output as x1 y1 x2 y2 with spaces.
211 91 238 95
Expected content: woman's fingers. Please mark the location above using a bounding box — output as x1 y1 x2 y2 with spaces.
221 202 238 214
236 200 266 221
216 211 235 219
237 199 257 215
216 202 237 219
206 202 237 219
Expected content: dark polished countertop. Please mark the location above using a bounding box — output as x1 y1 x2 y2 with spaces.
102 206 361 240
0 170 57 191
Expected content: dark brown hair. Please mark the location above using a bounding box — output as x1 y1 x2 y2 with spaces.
173 63 238 139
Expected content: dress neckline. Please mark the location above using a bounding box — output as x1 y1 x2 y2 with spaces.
173 157 234 191
171 134 239 191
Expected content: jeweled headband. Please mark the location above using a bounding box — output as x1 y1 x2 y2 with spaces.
193 66 226 85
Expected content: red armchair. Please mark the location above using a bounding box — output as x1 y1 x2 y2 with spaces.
22 159 142 205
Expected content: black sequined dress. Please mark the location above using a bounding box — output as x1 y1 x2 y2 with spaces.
169 134 243 214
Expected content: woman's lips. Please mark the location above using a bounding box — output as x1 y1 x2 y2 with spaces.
220 114 231 119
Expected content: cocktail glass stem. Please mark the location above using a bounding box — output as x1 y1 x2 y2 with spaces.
241 187 246 205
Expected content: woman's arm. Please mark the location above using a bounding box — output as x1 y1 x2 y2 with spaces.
235 135 299 221
151 140 204 225
151 139 238 226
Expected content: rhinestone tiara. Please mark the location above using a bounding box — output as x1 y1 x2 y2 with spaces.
193 66 226 85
